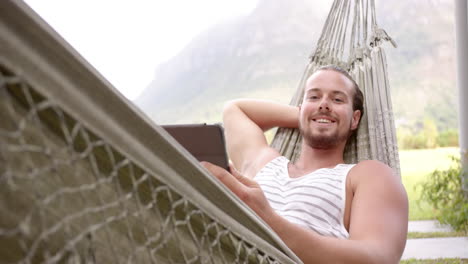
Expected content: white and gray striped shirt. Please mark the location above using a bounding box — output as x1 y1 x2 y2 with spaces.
255 156 354 239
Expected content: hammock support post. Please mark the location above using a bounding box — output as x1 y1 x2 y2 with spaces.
455 0 468 197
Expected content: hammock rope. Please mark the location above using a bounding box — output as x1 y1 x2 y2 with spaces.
271 0 401 177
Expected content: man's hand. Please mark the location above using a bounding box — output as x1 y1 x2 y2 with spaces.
201 161 275 220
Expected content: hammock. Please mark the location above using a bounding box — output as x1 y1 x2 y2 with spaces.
0 1 299 263
271 0 401 176
0 0 399 263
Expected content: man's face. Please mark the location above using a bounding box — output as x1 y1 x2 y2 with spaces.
299 70 361 149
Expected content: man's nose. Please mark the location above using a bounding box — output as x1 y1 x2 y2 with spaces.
318 98 331 111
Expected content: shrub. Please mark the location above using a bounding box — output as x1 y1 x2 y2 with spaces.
397 129 459 150
418 157 468 232
397 131 431 150
422 118 438 149
437 129 459 147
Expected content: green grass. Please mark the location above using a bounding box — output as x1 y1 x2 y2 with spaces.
407 231 467 239
399 147 460 221
400 259 468 264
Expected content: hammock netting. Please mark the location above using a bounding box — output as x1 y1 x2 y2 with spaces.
0 0 398 263
0 67 295 264
0 2 299 263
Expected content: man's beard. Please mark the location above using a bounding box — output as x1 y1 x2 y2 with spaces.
300 121 352 149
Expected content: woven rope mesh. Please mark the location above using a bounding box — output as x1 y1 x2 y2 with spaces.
271 0 400 176
0 65 281 264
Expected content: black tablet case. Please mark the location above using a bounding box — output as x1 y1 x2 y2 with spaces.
162 124 229 171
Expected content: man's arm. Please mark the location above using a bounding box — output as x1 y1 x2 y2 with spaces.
202 160 408 264
270 160 408 263
223 99 299 178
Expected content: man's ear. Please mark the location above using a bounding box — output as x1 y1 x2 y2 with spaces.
351 110 361 130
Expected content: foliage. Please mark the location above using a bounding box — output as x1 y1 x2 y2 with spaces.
397 120 459 150
418 157 468 232
437 129 459 147
397 128 428 150
423 118 439 149
400 147 459 220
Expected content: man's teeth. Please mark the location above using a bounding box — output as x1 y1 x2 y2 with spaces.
316 119 331 123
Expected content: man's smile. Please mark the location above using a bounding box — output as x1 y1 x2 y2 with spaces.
311 116 337 125
314 118 334 123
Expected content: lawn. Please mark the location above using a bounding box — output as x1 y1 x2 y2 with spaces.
399 147 460 220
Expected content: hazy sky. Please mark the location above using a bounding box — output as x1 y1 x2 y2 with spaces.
24 0 259 100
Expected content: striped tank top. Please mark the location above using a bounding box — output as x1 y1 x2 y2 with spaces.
255 156 355 239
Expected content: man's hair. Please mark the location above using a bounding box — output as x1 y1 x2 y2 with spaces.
315 65 364 126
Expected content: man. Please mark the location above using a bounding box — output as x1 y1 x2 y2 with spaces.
202 65 408 263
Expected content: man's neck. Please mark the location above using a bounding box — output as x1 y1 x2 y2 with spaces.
291 141 346 177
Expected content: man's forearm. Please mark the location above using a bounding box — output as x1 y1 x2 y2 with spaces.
224 99 299 131
267 213 390 264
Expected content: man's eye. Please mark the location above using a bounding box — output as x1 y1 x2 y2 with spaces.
334 98 344 102
308 95 319 100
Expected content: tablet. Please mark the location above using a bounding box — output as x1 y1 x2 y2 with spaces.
162 123 230 171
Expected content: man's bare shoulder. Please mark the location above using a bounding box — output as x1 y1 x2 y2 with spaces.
352 160 395 174
348 160 400 187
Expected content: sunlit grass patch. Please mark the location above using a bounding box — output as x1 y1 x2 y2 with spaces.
399 147 460 221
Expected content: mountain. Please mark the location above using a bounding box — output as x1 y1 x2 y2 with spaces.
377 0 457 131
136 0 457 133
